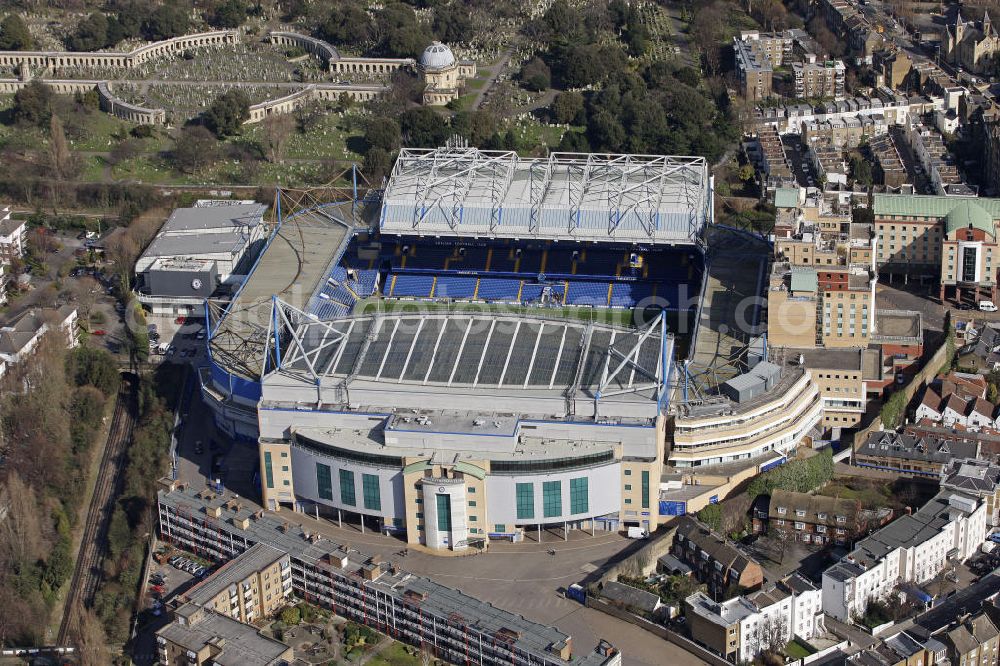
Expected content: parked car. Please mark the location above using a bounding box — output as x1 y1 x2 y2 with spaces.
92 330 106 336
980 300 998 312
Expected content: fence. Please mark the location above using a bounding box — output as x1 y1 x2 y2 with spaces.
595 523 679 586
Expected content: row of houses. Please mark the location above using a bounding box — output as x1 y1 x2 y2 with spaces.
686 574 824 663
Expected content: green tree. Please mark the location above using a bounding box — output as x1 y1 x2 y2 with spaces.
67 12 110 51
399 107 448 147
107 505 131 562
551 91 585 125
363 147 393 184
364 117 401 152
68 347 120 396
210 0 248 28
746 449 834 499
281 606 301 626
171 125 219 173
519 57 551 92
12 81 53 127
433 4 472 43
542 0 582 40
0 15 33 51
202 89 250 137
320 4 372 46
697 503 723 531
143 4 189 40
989 383 999 404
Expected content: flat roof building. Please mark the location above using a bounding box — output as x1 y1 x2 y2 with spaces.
157 483 623 666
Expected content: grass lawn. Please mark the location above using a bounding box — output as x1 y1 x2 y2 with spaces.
366 641 424 666
785 639 815 659
464 77 488 90
356 297 637 327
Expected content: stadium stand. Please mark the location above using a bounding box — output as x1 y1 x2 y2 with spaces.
390 274 435 298
476 278 522 301
433 275 477 299
610 282 654 308
566 281 611 306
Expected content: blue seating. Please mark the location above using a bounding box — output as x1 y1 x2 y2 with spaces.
566 281 610 306
346 270 378 298
434 275 477 299
476 278 521 301
520 284 565 303
391 274 435 298
610 282 653 308
519 284 547 302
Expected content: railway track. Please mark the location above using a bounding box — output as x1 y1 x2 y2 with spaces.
57 374 137 645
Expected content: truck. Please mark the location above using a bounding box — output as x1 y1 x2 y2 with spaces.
627 526 649 539
157 342 170 355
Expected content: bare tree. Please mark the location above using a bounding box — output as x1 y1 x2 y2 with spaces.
748 613 789 658
72 602 110 666
48 114 78 180
263 114 295 163
0 472 46 567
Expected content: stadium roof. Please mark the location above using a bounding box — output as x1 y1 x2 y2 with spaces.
263 307 674 418
380 148 711 245
208 202 355 380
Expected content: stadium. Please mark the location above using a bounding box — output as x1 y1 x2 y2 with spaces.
200 147 758 550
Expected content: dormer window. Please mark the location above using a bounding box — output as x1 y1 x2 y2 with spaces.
795 509 806 517
777 507 787 515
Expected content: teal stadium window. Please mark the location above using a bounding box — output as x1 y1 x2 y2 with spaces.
641 470 650 509
543 481 562 518
339 469 356 506
570 477 588 514
316 464 332 501
516 483 534 520
362 474 381 511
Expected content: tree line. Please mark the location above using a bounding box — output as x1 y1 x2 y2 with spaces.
0 339 120 646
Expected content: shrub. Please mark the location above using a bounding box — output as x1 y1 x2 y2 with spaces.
746 449 833 499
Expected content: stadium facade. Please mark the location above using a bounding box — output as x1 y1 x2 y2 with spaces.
196 148 817 550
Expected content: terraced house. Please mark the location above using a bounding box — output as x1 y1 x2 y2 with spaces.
673 516 765 599
753 489 892 546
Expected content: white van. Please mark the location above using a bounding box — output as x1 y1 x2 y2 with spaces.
626 526 649 539
979 301 998 312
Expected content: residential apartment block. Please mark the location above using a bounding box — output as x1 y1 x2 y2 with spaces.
178 543 292 624
156 602 293 666
793 60 846 99
685 574 822 663
734 36 774 101
157 483 622 666
0 306 78 366
673 516 765 599
822 490 988 621
787 347 873 434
